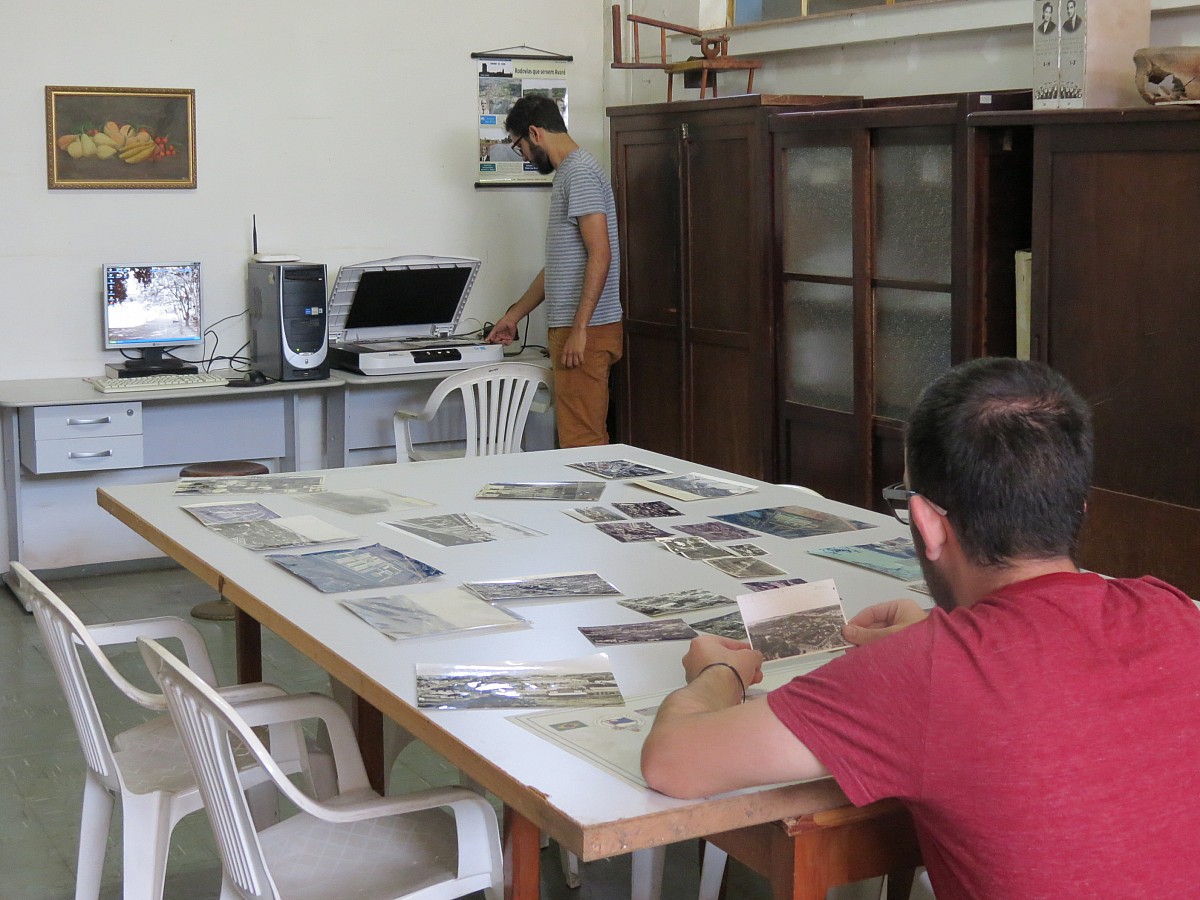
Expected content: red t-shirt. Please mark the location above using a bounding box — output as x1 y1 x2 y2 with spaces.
767 572 1200 899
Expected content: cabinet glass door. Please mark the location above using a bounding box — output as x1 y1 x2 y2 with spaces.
782 136 854 413
872 128 954 421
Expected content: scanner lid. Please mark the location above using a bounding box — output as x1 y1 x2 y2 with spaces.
327 255 481 344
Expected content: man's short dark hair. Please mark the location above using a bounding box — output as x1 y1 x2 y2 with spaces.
906 358 1093 566
505 94 567 139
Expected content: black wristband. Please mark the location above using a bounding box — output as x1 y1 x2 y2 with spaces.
697 662 746 704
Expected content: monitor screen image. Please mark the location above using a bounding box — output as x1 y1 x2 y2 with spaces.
103 263 203 351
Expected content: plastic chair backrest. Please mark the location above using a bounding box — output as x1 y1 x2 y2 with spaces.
427 362 550 457
141 636 282 900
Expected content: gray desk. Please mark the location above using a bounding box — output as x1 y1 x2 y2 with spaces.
96 445 923 899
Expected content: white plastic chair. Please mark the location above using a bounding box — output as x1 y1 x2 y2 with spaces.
393 362 551 461
14 562 332 900
140 635 504 900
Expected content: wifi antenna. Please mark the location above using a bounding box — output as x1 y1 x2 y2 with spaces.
252 214 259 255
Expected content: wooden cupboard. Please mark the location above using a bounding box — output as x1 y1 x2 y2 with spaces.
773 91 1032 510
970 108 1200 595
608 94 856 481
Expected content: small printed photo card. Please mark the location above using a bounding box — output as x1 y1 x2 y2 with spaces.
594 521 674 543
631 472 757 502
578 619 698 645
566 459 670 480
383 513 543 547
183 501 278 526
737 580 851 662
340 589 529 641
268 543 442 593
656 535 732 561
174 474 326 495
713 506 874 540
476 481 605 501
808 537 923 582
673 521 758 542
463 572 620 603
744 577 808 592
617 588 731 618
297 488 433 516
704 556 788 579
415 655 624 710
205 515 356 551
724 543 767 558
612 500 682 519
563 506 625 523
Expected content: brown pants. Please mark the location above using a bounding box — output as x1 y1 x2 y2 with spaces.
547 321 624 448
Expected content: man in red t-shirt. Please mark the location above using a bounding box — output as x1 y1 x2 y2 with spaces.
642 358 1200 899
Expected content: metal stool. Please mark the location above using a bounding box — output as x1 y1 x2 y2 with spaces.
180 460 270 620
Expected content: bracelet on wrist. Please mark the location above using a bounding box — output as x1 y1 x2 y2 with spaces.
697 662 746 704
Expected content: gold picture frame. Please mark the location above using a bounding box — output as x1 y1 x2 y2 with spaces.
46 86 196 189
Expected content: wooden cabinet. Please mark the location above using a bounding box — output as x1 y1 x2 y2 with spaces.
608 95 855 481
971 108 1200 595
773 92 1032 509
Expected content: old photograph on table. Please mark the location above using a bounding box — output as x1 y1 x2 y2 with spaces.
383 512 543 547
656 534 733 560
268 543 443 592
808 536 923 581
612 500 681 519
713 505 875 539
617 588 731 618
745 577 808 592
174 474 326 495
416 655 624 710
578 619 698 645
297 488 433 516
630 471 758 501
182 501 278 526
563 506 625 523
594 521 673 543
566 459 669 480
672 521 758 542
737 579 851 662
475 481 605 501
704 556 788 579
206 515 356 551
463 572 620 602
340 589 529 641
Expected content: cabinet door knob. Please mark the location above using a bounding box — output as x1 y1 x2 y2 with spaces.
67 449 114 459
66 416 113 426
665 307 679 314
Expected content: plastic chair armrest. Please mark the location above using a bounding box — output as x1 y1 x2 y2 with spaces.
89 616 219 685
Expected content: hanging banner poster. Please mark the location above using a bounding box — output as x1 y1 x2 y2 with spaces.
477 57 568 185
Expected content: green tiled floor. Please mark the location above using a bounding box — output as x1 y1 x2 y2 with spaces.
0 566 906 899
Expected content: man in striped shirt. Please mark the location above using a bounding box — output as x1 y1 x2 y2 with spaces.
487 95 623 448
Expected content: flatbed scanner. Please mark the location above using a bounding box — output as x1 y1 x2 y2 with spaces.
326 255 503 376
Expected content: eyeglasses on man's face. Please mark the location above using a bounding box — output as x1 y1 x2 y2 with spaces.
881 482 947 524
510 134 527 158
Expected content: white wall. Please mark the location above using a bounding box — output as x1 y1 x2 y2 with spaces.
0 0 610 380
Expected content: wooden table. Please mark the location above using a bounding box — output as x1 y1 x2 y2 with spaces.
98 445 923 899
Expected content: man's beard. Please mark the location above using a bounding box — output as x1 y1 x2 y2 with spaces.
528 144 554 175
912 523 956 612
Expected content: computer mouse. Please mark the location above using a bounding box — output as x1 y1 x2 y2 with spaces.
227 370 269 388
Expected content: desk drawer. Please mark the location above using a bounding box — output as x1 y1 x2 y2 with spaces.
22 434 145 474
21 402 143 440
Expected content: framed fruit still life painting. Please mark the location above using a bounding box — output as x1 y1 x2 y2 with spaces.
46 86 196 189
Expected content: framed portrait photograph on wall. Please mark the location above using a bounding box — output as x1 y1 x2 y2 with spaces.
45 86 196 189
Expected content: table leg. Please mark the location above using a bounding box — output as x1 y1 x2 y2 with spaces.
502 806 541 900
353 696 386 794
234 607 262 684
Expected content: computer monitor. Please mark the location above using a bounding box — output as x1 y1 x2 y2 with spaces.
103 262 203 371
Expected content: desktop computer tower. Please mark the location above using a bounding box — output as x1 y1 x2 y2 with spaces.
247 262 330 381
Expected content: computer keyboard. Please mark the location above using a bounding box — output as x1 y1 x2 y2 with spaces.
87 372 229 393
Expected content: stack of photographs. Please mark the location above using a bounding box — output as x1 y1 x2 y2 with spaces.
462 572 620 602
415 655 624 710
183 502 356 551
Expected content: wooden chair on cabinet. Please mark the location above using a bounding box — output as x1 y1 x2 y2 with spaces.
610 4 761 101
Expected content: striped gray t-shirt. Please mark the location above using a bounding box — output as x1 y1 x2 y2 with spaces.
545 148 622 328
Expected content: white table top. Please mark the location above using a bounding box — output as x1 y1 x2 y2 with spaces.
98 445 922 859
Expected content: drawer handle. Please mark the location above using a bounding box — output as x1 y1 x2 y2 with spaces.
67 449 114 459
66 416 113 426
